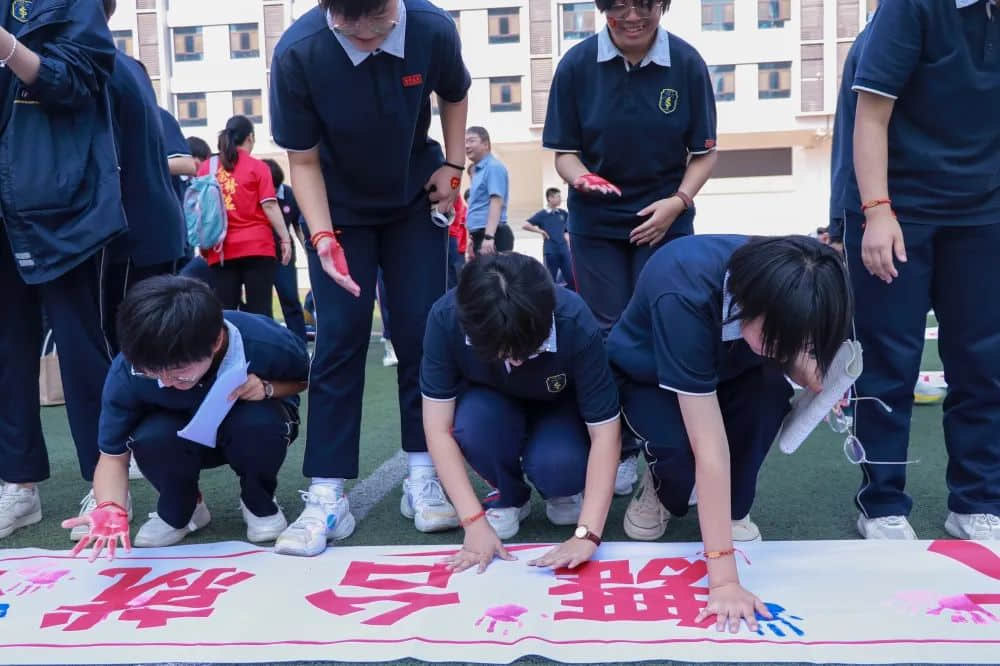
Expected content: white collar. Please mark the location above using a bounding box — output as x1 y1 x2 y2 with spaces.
597 26 670 69
721 272 742 342
327 0 406 67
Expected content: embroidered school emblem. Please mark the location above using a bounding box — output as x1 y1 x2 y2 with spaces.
546 374 567 393
658 88 679 115
11 0 32 23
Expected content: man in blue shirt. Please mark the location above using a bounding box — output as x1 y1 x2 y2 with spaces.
422 253 620 571
848 0 1000 541
63 276 309 555
523 188 575 290
465 126 513 255
270 0 471 554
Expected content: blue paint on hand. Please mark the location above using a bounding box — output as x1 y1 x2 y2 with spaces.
755 602 804 637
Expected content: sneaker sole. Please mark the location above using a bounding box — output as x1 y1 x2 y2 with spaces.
135 506 210 548
247 519 289 543
401 491 461 533
546 507 582 526
623 512 667 541
0 507 42 539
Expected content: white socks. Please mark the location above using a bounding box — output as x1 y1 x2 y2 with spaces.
407 452 435 477
311 477 345 497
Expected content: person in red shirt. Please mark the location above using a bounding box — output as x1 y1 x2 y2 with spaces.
447 191 467 288
198 115 291 317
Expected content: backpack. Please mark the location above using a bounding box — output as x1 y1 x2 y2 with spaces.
183 155 228 251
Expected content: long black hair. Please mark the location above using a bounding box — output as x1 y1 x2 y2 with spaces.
218 115 254 172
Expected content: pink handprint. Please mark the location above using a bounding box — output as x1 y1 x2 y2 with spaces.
927 595 999 625
6 567 72 596
475 604 528 636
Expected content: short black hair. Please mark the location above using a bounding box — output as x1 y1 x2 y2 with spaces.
457 253 556 363
186 136 211 161
545 187 561 200
262 158 284 189
321 0 390 21
726 236 852 376
117 275 225 373
102 0 116 19
595 0 670 12
466 126 491 147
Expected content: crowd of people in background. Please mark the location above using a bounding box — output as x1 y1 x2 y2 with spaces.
1 0 997 637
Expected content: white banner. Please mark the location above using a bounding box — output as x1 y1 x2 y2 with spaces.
0 540 997 664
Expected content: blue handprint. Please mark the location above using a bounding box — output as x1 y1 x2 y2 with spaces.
0 604 8 619
755 602 804 637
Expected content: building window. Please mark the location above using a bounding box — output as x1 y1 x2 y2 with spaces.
758 0 790 28
233 90 263 124
173 27 203 62
176 93 207 127
709 65 735 102
562 3 595 41
800 45 823 112
758 61 792 99
449 10 460 33
489 76 522 112
136 0 156 9
801 0 824 40
838 0 859 38
713 148 793 178
230 23 260 59
866 0 879 19
112 30 134 57
488 8 520 44
702 0 735 31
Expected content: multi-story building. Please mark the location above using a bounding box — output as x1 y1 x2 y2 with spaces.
108 0 878 235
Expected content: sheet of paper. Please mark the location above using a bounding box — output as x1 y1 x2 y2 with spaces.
176 361 249 448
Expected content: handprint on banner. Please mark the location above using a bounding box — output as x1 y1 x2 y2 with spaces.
754 602 804 637
0 603 8 618
927 595 999 625
5 567 72 596
475 604 528 635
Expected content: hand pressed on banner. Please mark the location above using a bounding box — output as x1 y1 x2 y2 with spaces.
425 165 461 214
630 197 685 247
696 581 771 634
861 207 906 283
229 373 267 402
443 520 516 574
315 234 361 297
528 537 597 570
572 173 622 197
62 502 131 563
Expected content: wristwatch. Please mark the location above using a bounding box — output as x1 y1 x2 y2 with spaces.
262 380 274 399
574 525 601 546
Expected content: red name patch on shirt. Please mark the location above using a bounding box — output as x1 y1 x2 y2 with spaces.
402 74 423 87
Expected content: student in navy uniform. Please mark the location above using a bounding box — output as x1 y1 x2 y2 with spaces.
523 188 575 290
0 0 125 539
847 0 1000 540
269 0 470 555
608 234 852 632
263 159 309 342
62 276 308 553
543 0 718 497
422 253 621 570
161 107 197 205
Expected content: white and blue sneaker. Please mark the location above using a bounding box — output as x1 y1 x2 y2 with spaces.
400 469 459 533
274 485 355 556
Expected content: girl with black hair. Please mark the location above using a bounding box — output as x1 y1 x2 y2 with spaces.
197 115 292 318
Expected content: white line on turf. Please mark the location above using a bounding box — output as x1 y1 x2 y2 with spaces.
347 450 408 522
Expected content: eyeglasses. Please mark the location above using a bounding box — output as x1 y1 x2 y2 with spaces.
606 1 660 19
130 366 200 386
826 396 919 466
331 14 398 37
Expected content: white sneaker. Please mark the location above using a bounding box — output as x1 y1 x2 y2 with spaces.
128 456 144 480
945 512 1000 540
0 483 42 539
274 485 355 556
400 471 459 533
732 515 762 542
545 493 582 526
486 502 531 540
134 501 211 547
857 514 918 540
240 500 288 543
624 469 670 541
382 340 398 367
913 380 946 405
689 484 698 506
614 455 639 496
71 490 134 541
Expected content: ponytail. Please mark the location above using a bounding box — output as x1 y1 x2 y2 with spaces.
217 115 254 171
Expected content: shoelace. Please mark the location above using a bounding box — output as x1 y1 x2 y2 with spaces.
290 490 339 527
874 516 908 526
969 514 1000 528
635 476 663 514
0 486 21 510
79 490 96 512
411 477 448 507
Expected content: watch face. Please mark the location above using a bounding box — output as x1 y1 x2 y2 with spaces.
574 526 587 539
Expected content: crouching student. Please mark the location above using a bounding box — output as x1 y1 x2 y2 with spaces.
421 253 621 573
608 235 852 631
63 276 308 557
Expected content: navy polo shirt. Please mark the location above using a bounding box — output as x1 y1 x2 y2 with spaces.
160 107 191 204
528 207 570 252
421 288 620 426
108 53 185 267
543 27 716 240
270 0 471 226
0 3 20 117
607 235 761 396
466 153 509 231
852 0 1000 225
829 20 871 234
98 311 310 455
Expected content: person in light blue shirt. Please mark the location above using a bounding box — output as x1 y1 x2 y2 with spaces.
465 126 513 255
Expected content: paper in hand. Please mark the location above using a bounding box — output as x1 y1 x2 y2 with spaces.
775 339 863 455
177 360 250 448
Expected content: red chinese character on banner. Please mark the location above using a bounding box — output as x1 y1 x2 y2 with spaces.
548 557 713 628
41 567 253 631
307 561 460 626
